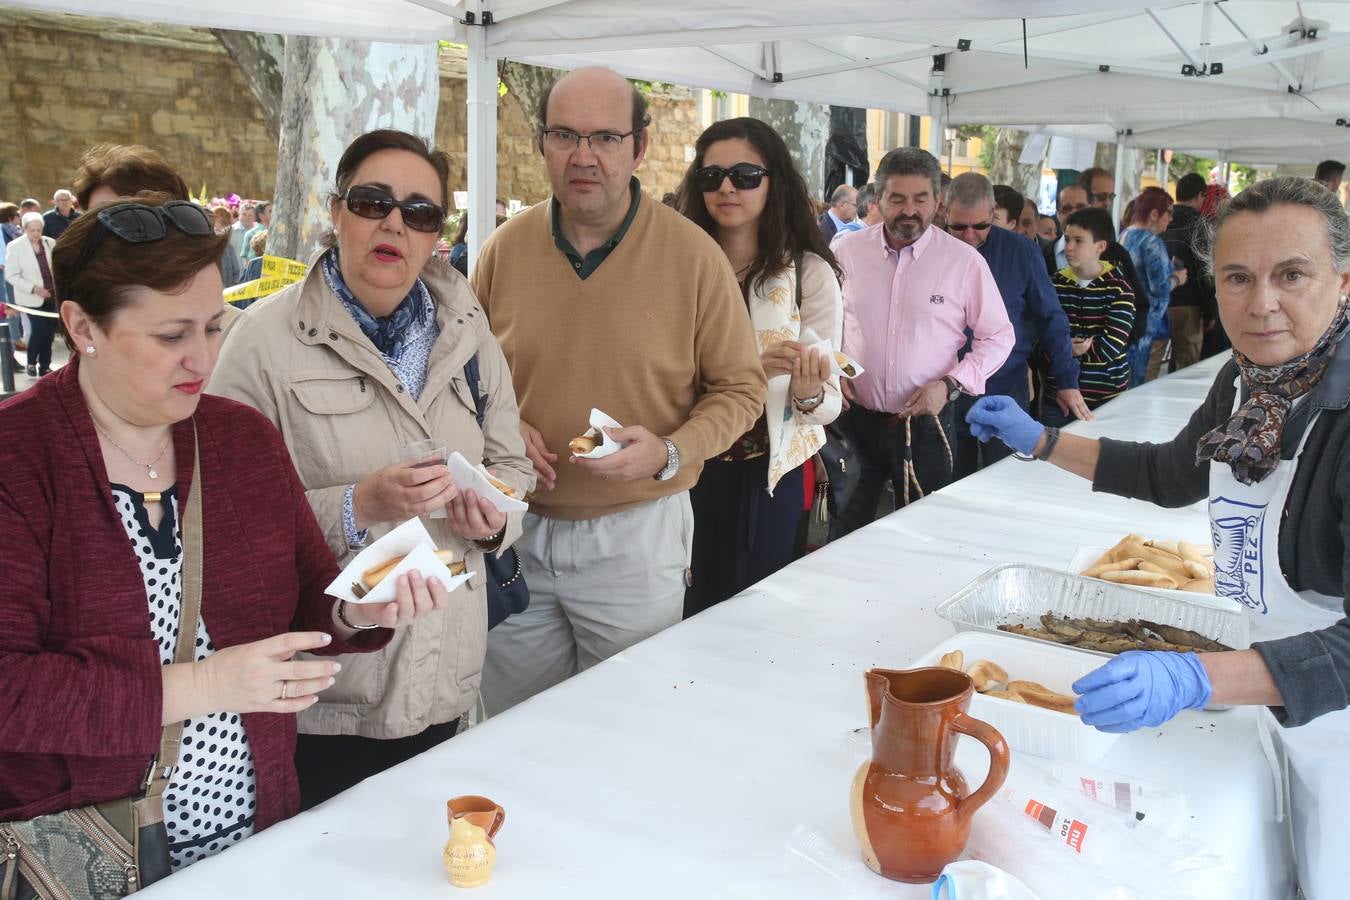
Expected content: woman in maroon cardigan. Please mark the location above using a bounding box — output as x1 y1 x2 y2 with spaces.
0 196 453 873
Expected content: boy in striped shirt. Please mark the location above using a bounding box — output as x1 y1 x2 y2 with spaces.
1043 207 1136 421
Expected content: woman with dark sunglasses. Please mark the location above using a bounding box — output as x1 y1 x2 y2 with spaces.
674 117 844 617
211 130 533 810
0 193 455 884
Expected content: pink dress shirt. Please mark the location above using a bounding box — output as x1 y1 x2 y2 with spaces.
836 222 1014 414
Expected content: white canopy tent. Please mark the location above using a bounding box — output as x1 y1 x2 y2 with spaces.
5 0 1185 259
10 0 1349 252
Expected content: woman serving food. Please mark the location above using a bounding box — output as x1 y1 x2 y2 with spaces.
968 176 1350 897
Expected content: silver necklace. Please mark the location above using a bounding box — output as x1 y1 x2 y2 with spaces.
94 424 171 481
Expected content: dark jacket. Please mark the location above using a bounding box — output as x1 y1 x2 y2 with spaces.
41 208 78 240
817 210 839 244
979 225 1078 394
1163 204 1218 320
1093 350 1350 727
0 361 390 825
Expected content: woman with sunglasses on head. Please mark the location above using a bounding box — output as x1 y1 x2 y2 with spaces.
0 194 452 885
675 117 844 616
211 130 533 809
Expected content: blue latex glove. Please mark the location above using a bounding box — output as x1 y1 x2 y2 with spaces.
1072 651 1213 733
964 396 1045 456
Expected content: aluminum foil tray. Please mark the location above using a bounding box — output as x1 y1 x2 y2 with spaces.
935 563 1250 657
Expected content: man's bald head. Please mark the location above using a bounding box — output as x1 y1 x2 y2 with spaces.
537 66 650 159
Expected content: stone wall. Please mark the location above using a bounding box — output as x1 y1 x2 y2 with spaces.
0 10 277 202
1 11 704 211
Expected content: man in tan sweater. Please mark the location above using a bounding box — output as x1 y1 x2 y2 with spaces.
472 67 765 713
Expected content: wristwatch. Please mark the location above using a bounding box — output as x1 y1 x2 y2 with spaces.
942 376 962 403
654 438 680 481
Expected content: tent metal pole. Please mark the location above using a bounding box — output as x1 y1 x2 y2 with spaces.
1112 132 1129 227
465 5 498 273
928 110 945 160
1155 149 1167 186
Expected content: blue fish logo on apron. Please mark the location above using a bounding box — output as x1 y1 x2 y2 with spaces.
1209 496 1268 614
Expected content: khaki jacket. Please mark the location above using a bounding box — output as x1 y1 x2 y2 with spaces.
210 254 534 739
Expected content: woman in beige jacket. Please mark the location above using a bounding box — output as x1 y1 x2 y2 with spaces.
211 130 533 808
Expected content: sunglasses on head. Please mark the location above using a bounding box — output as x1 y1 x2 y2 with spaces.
72 200 215 277
344 185 446 233
947 222 992 233
694 163 769 193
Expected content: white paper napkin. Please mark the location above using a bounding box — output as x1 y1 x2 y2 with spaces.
800 326 864 379
447 450 529 513
569 407 626 459
325 517 474 605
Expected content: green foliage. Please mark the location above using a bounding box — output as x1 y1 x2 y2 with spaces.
630 79 675 95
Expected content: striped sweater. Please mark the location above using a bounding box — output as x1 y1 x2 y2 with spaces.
1048 263 1136 408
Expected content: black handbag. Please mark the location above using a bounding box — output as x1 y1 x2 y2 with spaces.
1 430 206 899
462 356 530 629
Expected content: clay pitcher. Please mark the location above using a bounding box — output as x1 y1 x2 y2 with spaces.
444 795 505 888
849 667 1009 883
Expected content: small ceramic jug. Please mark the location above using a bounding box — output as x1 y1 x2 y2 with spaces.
849 667 1009 883
444 795 506 888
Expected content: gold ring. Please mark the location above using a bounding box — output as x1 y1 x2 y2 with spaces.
279 681 289 701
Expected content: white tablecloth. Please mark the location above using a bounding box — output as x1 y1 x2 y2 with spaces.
146 356 1293 899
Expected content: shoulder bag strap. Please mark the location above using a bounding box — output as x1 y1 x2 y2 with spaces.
143 425 203 799
793 252 804 310
463 356 487 428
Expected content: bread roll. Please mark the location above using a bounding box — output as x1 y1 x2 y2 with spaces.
966 660 1009 692
1101 568 1174 588
1006 680 1078 715
833 352 858 378
569 434 598 455
1083 557 1141 578
938 650 964 672
482 472 517 498
361 549 463 590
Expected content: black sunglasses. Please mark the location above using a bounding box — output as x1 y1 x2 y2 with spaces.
947 222 992 233
344 185 446 233
694 163 769 193
72 200 215 277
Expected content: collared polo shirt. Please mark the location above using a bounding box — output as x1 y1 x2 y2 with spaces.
550 177 641 280
835 222 1014 414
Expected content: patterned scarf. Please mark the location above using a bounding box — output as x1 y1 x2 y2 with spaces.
1196 299 1350 485
321 249 431 359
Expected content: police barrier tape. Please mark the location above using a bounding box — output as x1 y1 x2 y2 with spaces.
4 305 60 318
5 255 309 315
223 256 308 305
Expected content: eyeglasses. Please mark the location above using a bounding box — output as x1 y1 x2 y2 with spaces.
947 222 992 233
72 200 215 276
541 129 637 155
344 185 446 234
1058 202 1088 215
693 163 770 193
1092 192 1117 204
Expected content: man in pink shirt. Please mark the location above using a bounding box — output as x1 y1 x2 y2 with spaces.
830 148 1014 538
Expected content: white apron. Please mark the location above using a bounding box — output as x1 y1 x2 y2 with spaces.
1209 393 1350 900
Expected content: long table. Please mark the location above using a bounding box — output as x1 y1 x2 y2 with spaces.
145 355 1293 899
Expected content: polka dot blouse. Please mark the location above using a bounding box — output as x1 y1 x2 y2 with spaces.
111 485 258 871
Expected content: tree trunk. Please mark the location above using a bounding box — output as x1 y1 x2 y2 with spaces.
499 60 559 134
748 96 829 203
211 29 284 138
270 37 439 263
986 128 1040 197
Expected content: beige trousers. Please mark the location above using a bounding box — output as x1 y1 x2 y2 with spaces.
481 492 694 715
